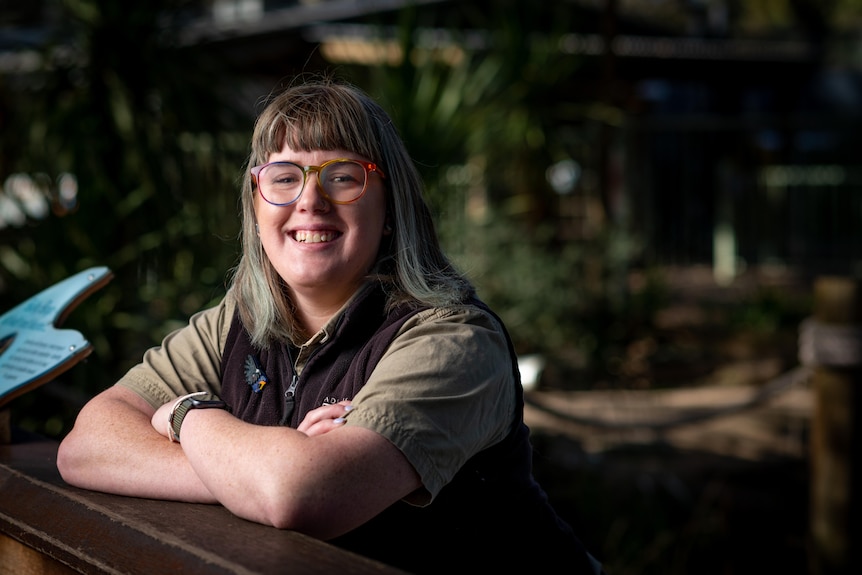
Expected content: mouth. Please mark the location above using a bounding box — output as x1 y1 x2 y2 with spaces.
292 230 340 244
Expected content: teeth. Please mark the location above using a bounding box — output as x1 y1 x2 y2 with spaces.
294 231 336 243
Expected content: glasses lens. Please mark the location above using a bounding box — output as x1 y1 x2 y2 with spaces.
258 163 304 205
319 161 367 203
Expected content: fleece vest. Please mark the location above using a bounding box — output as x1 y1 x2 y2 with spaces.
220 285 596 574
220 285 414 428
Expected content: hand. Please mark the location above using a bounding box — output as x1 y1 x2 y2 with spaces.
297 401 353 437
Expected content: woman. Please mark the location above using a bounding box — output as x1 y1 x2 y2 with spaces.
58 78 604 574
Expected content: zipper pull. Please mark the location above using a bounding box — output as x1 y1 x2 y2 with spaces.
280 374 298 425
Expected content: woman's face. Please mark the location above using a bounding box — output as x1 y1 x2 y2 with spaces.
253 144 388 308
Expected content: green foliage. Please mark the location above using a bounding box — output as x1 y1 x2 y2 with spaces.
0 0 248 436
346 0 648 374
726 286 811 332
448 210 592 352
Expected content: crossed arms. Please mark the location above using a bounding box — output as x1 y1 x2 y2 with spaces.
57 384 421 540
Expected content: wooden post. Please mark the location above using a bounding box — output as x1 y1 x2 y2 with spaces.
808 277 862 575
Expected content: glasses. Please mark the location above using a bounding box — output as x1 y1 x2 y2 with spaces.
250 158 385 206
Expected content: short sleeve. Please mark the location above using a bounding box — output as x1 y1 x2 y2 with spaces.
116 290 236 409
344 304 516 504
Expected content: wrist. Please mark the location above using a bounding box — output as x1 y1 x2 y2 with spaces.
168 392 227 443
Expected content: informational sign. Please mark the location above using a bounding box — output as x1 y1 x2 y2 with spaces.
0 267 113 407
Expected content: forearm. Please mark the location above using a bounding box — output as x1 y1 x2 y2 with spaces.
174 405 420 538
57 385 216 503
177 409 316 527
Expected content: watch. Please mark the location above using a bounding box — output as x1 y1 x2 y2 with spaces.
168 391 227 443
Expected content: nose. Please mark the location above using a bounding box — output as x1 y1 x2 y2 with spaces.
295 172 330 212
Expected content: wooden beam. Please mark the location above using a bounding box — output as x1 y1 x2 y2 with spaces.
0 437 407 574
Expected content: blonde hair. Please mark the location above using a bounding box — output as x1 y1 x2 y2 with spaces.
231 78 474 347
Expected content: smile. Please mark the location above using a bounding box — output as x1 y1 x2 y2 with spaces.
293 230 338 243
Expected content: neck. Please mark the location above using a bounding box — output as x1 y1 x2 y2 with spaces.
290 283 363 337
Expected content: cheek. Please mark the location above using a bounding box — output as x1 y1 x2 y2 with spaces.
254 198 287 228
366 192 389 233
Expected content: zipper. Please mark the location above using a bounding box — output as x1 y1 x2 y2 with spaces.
280 342 299 426
279 373 298 425
280 325 336 426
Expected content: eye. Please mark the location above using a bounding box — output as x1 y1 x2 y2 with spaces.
265 164 303 186
323 162 364 187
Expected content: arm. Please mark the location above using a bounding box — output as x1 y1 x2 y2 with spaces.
143 305 511 539
57 384 217 502
59 303 505 540
150 401 422 540
60 389 420 540
58 293 234 501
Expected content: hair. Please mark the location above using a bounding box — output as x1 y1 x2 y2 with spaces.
230 77 475 348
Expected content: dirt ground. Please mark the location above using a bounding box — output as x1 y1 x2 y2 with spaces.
523 265 819 575
525 378 813 575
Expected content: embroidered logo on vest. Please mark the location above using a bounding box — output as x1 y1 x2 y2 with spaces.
244 355 269 392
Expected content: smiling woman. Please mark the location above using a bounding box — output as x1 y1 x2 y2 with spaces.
249 147 390 328
56 77 606 575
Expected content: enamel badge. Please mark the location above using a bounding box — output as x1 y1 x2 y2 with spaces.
244 355 268 393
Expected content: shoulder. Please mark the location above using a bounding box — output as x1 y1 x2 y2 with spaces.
117 291 234 407
186 288 237 348
390 302 513 365
385 302 513 377
399 302 507 336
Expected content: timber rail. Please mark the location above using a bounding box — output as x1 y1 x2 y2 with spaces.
0 432 407 574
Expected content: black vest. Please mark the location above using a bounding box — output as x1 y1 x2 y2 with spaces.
221 285 596 574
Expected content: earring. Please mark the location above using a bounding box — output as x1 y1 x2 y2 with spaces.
255 223 260 236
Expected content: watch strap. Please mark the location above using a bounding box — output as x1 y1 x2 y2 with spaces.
168 391 225 443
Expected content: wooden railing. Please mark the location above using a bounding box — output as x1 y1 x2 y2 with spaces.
0 431 407 574
0 268 397 573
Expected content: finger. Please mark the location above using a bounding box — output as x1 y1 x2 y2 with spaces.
296 403 350 433
297 403 353 434
302 404 353 437
302 418 346 438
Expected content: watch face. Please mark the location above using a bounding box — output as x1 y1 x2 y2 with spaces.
189 393 214 405
189 394 227 409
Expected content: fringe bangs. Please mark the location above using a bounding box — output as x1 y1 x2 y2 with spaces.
258 87 382 164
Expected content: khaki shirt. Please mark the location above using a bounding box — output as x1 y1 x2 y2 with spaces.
118 288 516 502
